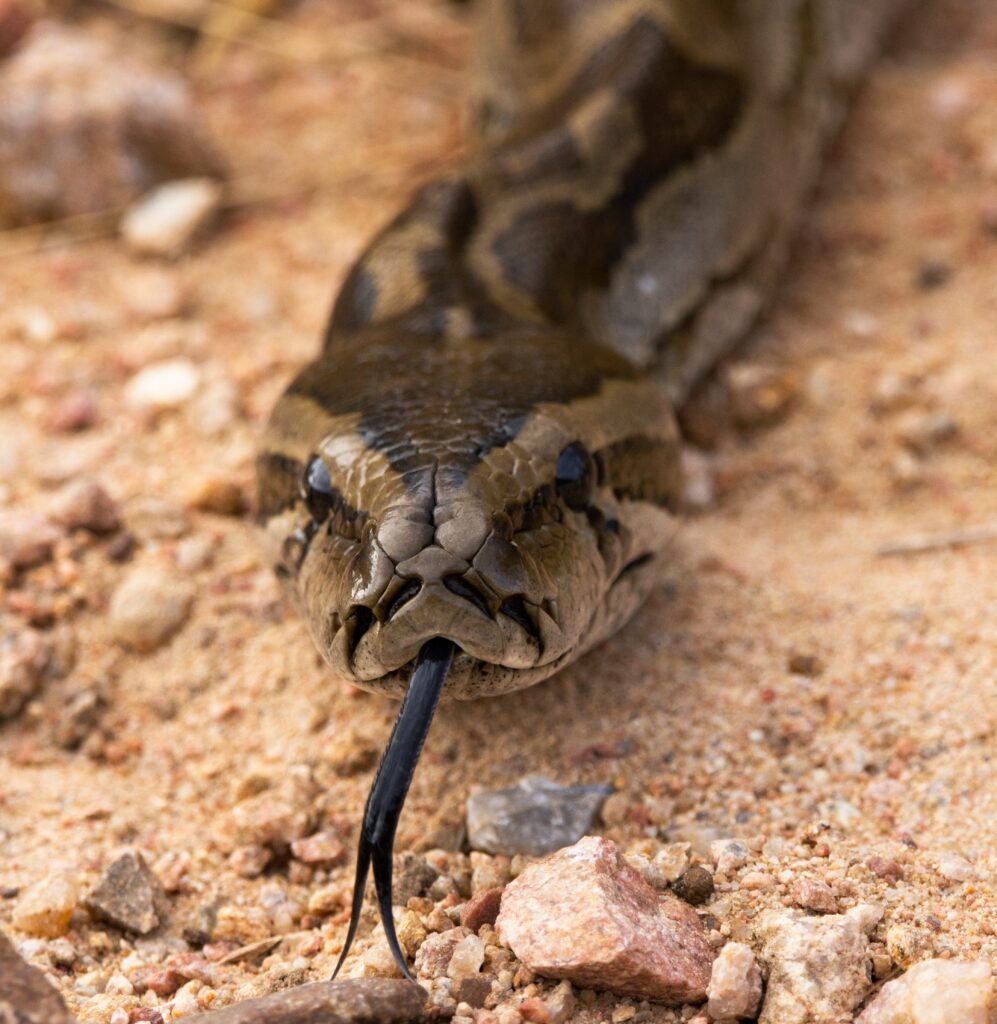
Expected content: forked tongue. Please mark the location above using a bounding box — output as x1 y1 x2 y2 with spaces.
331 637 456 981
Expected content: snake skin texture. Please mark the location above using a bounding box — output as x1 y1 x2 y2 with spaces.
258 0 909 700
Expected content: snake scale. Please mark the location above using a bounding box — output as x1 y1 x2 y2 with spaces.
257 0 910 978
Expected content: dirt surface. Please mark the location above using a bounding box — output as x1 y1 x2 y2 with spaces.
1 1 995 1021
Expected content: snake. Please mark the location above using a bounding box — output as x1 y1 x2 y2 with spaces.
256 0 909 979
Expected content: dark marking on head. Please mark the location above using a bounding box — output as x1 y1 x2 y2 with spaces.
287 329 641 481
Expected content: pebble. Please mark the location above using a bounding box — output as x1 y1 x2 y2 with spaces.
49 479 121 534
447 934 485 981
0 510 60 570
392 852 440 904
185 474 248 516
0 628 50 720
544 981 576 1024
12 872 78 938
459 886 504 933
414 927 469 980
868 856 905 884
289 830 345 867
124 358 201 413
725 363 798 428
0 24 224 226
496 836 714 1004
706 942 763 1022
126 497 189 540
1 929 75 1024
44 389 100 433
889 449 924 490
672 865 715 905
121 178 223 258
885 924 931 969
108 566 194 652
787 652 824 677
895 409 958 454
935 852 975 882
754 906 880 1024
228 845 271 879
470 851 510 893
791 878 838 914
466 775 613 857
303 886 341 920
856 959 994 1024
83 850 166 935
709 839 749 876
119 267 189 322
739 870 776 891
232 795 311 853
653 843 690 883
456 975 493 1009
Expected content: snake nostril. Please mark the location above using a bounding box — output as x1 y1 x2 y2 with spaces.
382 578 422 622
443 575 492 618
499 594 539 640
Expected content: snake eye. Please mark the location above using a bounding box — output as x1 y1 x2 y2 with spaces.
555 442 595 510
302 456 336 523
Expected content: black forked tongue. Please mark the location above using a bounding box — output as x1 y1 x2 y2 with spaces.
331 637 456 981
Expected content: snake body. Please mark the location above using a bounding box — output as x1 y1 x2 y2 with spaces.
257 0 908 977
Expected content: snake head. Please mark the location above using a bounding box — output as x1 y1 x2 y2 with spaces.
258 326 681 699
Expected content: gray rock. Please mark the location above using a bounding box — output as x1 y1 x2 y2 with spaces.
0 928 75 1024
184 978 427 1024
0 22 224 226
83 850 166 935
466 775 612 856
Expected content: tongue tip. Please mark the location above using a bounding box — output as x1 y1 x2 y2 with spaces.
330 638 456 980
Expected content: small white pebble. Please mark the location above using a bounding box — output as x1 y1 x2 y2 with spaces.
125 358 201 413
122 178 223 258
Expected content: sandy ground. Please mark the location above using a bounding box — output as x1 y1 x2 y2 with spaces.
1 0 995 1020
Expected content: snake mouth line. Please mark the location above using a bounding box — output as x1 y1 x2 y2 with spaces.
343 582 547 674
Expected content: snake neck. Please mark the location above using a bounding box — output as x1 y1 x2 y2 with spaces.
328 0 909 402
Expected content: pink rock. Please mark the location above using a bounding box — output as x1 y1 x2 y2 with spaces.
856 959 994 1024
460 886 504 933
791 878 838 914
496 836 715 1004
